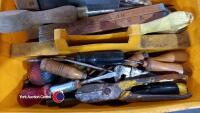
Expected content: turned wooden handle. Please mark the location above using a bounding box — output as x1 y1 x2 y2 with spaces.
0 6 83 33
40 59 87 80
150 51 188 62
143 60 184 74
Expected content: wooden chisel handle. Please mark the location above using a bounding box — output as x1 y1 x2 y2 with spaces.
0 6 87 33
40 59 87 80
143 60 184 74
150 51 188 62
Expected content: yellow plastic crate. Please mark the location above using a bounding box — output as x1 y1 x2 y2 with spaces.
0 0 200 112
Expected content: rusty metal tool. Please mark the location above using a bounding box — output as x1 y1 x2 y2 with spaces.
76 75 188 103
81 66 150 84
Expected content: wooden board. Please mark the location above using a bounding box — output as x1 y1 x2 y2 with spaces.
11 31 190 57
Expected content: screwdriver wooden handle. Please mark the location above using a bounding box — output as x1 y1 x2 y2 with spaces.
40 59 87 80
143 60 184 74
150 51 188 62
0 6 86 33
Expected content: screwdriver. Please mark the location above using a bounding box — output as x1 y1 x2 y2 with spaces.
70 51 125 66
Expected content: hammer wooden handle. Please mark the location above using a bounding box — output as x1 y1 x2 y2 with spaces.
143 60 184 74
0 6 85 33
40 59 87 80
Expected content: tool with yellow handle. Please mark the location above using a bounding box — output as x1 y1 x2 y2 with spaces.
76 79 190 103
119 82 191 102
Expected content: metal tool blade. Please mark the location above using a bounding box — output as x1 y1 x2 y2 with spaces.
81 72 117 85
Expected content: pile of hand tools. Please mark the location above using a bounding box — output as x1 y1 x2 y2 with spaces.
18 50 191 107
0 0 193 108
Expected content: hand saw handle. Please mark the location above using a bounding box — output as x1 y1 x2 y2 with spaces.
0 6 86 33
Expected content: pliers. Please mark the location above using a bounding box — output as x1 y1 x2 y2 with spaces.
75 74 189 103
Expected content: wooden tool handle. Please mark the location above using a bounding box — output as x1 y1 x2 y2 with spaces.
125 52 148 67
150 51 188 62
143 60 184 74
0 6 79 33
40 59 87 80
141 11 193 34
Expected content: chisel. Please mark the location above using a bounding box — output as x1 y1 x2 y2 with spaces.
0 6 88 33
